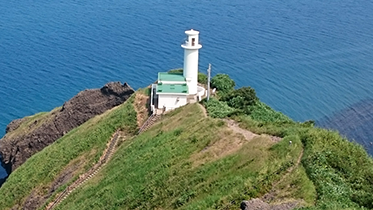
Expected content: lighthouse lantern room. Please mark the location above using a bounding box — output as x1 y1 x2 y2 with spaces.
151 29 206 114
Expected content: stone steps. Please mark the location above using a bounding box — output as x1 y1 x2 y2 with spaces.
138 114 161 134
47 113 162 209
46 130 121 210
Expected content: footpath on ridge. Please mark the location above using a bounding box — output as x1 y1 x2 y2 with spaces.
199 103 304 210
241 148 304 210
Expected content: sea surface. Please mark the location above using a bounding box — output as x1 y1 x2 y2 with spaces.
1 0 373 178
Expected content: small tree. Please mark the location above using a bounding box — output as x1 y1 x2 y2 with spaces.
222 86 258 110
211 74 235 93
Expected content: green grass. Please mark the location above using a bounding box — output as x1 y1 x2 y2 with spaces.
232 103 373 209
2 75 373 210
248 101 293 124
4 107 61 139
137 86 151 96
203 98 236 118
274 165 317 206
0 96 137 210
300 128 373 209
54 104 306 210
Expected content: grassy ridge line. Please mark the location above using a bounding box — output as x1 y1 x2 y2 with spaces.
204 72 373 209
0 95 137 210
300 128 373 209
236 109 373 209
54 104 309 210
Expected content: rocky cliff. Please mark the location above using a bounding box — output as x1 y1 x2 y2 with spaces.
0 82 134 174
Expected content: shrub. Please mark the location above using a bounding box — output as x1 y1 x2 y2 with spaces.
247 101 292 123
203 98 236 118
221 87 258 110
211 74 235 93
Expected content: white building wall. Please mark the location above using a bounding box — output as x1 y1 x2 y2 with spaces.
158 94 187 111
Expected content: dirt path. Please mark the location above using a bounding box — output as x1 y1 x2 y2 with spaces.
224 119 303 191
134 93 150 127
270 149 304 190
224 119 282 143
241 149 304 210
224 118 304 210
224 119 258 141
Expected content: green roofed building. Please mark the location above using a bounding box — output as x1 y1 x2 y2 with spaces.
157 72 186 84
152 72 189 112
150 29 206 113
156 83 188 94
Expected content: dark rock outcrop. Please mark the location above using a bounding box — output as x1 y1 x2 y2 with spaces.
0 82 134 175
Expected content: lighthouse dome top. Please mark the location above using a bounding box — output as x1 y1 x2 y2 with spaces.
185 29 199 35
181 29 202 50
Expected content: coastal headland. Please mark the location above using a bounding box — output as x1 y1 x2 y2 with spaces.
0 74 372 210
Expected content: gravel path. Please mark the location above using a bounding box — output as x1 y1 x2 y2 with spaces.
224 119 258 141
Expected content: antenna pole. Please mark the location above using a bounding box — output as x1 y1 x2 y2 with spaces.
207 63 211 101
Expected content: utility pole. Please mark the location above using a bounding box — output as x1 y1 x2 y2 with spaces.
207 63 211 101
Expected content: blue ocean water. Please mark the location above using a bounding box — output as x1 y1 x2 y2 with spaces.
1 0 373 178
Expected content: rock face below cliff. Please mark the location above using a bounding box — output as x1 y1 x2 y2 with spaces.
0 82 134 174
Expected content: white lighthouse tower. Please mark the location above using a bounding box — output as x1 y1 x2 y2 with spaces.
181 29 202 95
150 29 206 114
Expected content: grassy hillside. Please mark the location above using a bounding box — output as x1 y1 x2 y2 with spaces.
53 104 312 210
236 112 373 209
0 96 137 209
0 79 373 210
